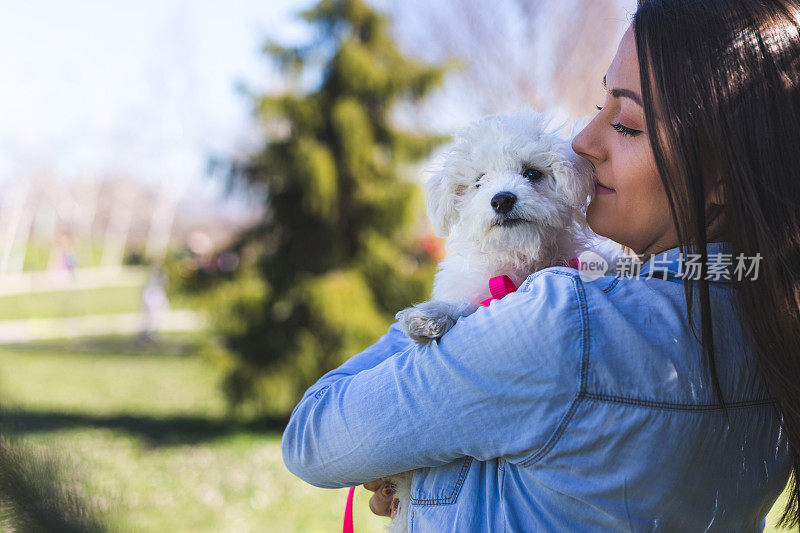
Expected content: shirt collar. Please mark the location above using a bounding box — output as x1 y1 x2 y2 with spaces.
635 241 737 282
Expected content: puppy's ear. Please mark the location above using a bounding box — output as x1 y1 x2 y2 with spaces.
552 153 595 209
425 170 461 238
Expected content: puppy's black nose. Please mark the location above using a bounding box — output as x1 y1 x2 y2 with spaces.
491 192 516 215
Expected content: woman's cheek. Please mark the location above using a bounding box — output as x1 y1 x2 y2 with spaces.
585 193 618 239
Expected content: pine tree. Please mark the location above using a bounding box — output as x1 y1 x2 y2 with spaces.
205 0 449 410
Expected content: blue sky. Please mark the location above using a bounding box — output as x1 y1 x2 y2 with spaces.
0 0 316 201
0 0 604 209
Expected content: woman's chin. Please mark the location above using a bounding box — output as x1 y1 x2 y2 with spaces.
586 202 614 241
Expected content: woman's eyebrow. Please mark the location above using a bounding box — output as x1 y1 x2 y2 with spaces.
602 74 643 107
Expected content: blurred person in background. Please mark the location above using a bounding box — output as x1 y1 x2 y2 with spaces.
140 267 169 342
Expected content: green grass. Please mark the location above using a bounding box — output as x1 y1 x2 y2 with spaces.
0 337 791 531
0 284 193 321
766 490 791 533
23 241 107 271
0 339 388 532
0 286 144 320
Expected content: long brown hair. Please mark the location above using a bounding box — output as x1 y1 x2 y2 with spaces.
633 0 800 527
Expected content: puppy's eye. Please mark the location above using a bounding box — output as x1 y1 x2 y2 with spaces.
522 166 543 181
475 173 485 188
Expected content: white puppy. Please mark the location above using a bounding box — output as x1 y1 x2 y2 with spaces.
385 108 620 532
397 108 600 344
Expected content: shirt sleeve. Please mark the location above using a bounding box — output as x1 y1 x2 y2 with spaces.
295 321 417 402
281 269 585 489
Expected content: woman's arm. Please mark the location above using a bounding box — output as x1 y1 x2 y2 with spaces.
293 321 416 403
281 270 584 489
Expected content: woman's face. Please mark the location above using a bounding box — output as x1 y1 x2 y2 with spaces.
571 25 678 257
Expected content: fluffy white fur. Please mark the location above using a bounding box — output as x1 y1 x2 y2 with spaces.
397 108 597 344
385 108 623 532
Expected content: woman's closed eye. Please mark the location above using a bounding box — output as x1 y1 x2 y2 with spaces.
610 121 642 137
595 104 643 138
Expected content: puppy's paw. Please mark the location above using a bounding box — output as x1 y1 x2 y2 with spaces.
396 308 453 344
396 301 461 344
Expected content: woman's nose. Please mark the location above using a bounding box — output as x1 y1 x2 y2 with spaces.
571 118 603 165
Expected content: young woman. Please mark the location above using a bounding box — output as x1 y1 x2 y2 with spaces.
282 0 800 529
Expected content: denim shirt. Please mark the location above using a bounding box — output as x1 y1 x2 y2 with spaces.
282 242 791 532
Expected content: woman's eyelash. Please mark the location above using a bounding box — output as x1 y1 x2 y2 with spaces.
595 104 641 137
610 121 641 137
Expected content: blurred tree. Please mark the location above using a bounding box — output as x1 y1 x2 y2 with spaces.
202 0 449 411
372 0 625 119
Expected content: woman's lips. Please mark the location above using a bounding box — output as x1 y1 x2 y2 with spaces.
595 180 616 195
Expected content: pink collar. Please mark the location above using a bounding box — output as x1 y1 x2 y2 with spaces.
479 257 578 307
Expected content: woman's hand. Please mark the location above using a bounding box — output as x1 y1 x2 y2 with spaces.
363 479 398 517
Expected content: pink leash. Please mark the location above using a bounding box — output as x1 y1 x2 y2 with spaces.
343 486 355 533
341 258 578 531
